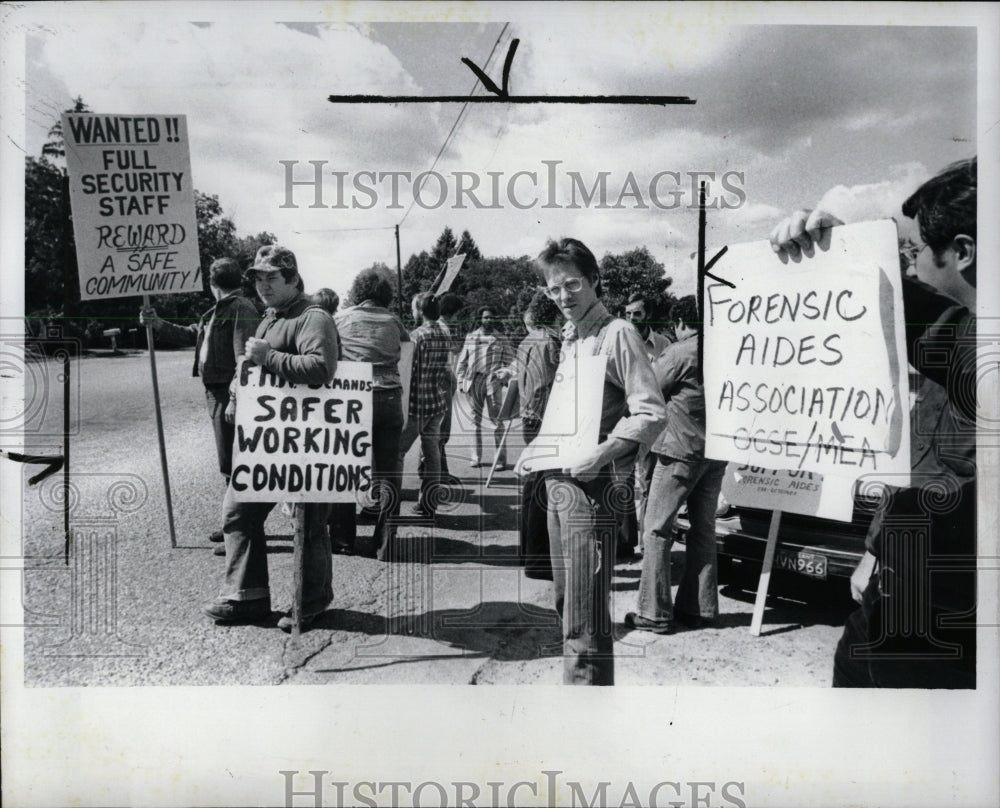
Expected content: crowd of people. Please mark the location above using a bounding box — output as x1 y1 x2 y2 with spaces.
140 156 978 688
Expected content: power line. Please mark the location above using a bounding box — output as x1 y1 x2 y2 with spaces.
398 22 510 228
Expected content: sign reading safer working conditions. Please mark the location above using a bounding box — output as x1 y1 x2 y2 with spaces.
231 360 374 503
702 220 911 483
61 113 202 300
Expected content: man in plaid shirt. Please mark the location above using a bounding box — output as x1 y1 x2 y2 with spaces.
399 292 455 517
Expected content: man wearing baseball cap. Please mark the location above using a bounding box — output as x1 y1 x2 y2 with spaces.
203 245 339 632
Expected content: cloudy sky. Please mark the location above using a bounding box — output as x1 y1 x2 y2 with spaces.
19 4 983 298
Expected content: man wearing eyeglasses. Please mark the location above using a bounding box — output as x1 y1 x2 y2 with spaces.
531 238 667 685
770 157 977 688
455 307 514 468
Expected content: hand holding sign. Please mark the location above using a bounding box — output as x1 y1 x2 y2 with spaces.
769 209 845 259
139 305 162 330
245 337 271 365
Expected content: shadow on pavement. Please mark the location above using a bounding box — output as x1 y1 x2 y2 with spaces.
308 601 564 673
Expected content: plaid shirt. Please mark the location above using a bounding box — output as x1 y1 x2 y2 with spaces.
408 320 454 419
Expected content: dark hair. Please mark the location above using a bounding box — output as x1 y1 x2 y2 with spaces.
438 292 463 318
413 291 440 321
312 287 340 315
526 289 562 327
477 305 501 319
626 291 649 308
209 258 242 291
901 157 976 255
534 237 602 296
672 295 700 331
348 267 394 308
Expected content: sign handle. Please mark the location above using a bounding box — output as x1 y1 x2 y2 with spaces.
292 506 305 640
749 509 782 636
485 420 514 489
63 349 71 565
143 294 177 548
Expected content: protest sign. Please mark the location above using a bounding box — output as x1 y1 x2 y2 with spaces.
62 113 201 300
436 253 466 294
703 220 910 486
516 352 605 473
231 360 373 502
720 462 856 522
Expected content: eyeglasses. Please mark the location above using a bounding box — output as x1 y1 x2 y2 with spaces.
543 277 584 299
900 240 929 271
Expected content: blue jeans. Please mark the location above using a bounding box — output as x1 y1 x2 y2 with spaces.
546 471 616 685
636 456 726 627
398 408 446 512
220 493 332 615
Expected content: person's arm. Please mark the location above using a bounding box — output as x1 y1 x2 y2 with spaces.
141 306 199 345
455 334 472 384
231 299 262 364
407 331 423 416
650 343 689 401
254 310 338 384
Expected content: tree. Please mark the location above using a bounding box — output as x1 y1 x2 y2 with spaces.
456 229 482 262
598 246 675 327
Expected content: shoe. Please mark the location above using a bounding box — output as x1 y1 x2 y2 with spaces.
411 503 435 517
470 460 486 468
213 544 226 556
624 612 675 635
277 610 323 632
673 609 716 629
203 597 271 623
332 541 355 556
209 530 224 543
495 463 513 472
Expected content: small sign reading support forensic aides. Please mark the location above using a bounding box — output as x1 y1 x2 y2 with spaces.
230 360 373 502
61 113 202 300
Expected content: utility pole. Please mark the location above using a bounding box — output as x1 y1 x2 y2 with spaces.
395 224 404 318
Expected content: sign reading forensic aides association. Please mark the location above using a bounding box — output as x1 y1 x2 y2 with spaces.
62 113 201 300
703 220 910 483
231 361 373 502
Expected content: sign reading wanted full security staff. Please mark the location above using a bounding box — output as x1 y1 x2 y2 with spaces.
62 113 202 300
702 220 911 484
230 360 373 503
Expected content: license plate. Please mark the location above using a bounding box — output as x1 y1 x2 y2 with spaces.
774 549 828 579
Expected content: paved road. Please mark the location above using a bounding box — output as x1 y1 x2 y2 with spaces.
19 349 855 686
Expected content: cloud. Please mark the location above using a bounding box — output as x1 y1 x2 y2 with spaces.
815 162 930 224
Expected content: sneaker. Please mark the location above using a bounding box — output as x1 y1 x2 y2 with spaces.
277 610 323 633
203 597 271 623
624 611 674 635
209 530 224 543
213 544 226 556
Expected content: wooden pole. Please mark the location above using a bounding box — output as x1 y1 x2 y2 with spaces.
485 420 514 489
749 509 782 636
292 505 305 640
696 181 707 387
63 349 71 565
143 294 177 548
